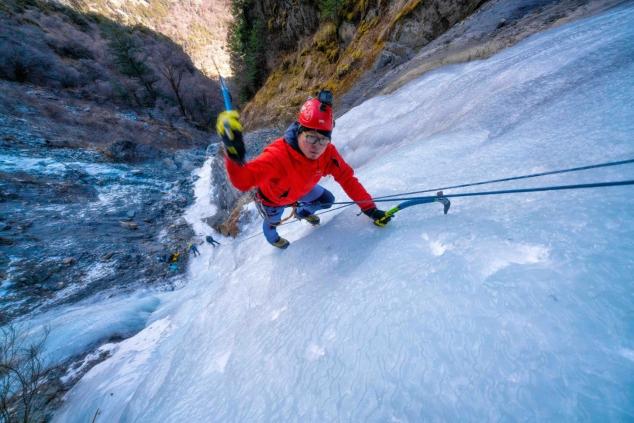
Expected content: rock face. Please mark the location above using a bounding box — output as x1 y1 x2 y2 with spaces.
247 0 321 66
238 0 618 128
341 0 625 111
240 0 486 129
377 0 486 69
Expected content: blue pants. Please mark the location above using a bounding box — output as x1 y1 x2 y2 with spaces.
261 185 335 244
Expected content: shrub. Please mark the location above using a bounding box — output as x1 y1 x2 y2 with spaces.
151 42 194 120
0 41 54 84
319 0 344 21
183 82 219 129
57 4 92 30
77 58 108 83
102 25 158 106
46 38 95 60
93 80 116 102
12 0 39 13
56 65 83 88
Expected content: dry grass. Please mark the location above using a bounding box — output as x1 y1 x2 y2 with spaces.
240 2 401 129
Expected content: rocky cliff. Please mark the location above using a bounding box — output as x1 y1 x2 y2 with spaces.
233 0 623 129
238 0 486 129
342 0 627 111
55 0 233 77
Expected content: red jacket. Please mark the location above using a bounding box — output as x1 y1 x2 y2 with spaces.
225 138 376 210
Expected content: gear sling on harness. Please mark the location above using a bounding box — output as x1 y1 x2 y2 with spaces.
255 185 335 244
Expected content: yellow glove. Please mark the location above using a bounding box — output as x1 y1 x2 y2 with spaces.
216 110 245 163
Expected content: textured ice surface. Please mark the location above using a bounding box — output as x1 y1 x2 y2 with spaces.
53 5 634 422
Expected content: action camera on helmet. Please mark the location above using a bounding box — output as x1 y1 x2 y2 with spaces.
317 89 333 111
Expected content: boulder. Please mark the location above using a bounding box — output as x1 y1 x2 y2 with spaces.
161 157 178 170
105 140 137 162
338 22 356 48
105 140 162 163
0 237 14 245
119 221 139 230
101 252 115 261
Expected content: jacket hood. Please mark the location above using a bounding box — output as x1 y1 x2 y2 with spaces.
283 121 302 154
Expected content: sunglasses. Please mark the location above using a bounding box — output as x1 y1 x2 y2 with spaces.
304 133 331 146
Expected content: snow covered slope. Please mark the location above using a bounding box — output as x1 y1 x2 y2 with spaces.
53 3 634 421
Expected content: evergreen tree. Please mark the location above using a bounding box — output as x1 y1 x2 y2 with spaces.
104 25 158 106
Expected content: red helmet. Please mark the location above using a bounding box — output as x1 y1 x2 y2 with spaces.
298 97 333 132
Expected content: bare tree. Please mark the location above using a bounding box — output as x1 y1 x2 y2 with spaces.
188 87 221 130
155 44 194 120
0 325 54 423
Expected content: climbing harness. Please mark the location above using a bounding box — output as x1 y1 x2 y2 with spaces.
254 197 298 227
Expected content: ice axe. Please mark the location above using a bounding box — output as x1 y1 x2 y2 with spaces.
212 57 233 111
373 191 450 226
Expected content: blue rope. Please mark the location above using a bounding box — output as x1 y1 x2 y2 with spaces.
232 159 634 242
373 179 634 203
319 158 634 206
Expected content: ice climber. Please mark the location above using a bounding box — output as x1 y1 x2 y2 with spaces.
217 90 391 249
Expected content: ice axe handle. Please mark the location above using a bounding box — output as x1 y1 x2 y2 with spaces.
374 207 399 227
220 78 233 111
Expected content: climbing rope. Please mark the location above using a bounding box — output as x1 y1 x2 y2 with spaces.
316 157 634 206
230 158 634 244
371 179 634 203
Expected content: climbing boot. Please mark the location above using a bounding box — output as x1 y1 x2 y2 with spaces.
298 212 320 226
271 237 290 249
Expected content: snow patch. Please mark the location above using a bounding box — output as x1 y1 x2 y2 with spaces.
61 343 117 385
478 242 550 278
205 350 232 374
84 262 116 283
619 348 634 363
421 232 452 256
271 306 287 321
305 343 326 361
429 240 448 256
82 318 172 385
